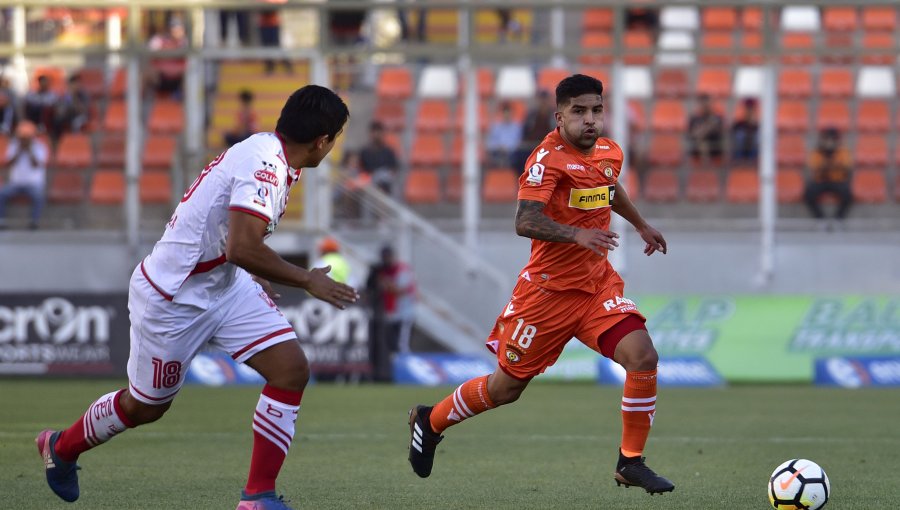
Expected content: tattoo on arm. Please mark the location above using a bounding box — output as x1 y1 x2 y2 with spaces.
515 200 576 243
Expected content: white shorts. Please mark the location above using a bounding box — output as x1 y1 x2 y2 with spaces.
126 266 297 405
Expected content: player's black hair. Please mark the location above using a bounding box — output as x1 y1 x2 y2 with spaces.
555 74 604 108
276 85 349 144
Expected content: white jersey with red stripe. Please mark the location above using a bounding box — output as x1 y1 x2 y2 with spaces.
140 132 301 309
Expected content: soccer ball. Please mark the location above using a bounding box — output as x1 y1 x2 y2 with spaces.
768 459 830 510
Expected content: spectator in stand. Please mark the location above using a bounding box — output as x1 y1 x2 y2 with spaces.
259 8 293 75
52 74 90 141
731 97 758 163
313 236 353 287
496 9 524 43
219 9 250 46
512 89 556 172
626 8 659 30
375 245 416 355
147 17 188 99
223 89 259 147
0 89 15 136
397 1 427 42
803 127 853 231
359 121 400 196
486 101 522 170
0 121 48 229
687 93 724 163
23 75 58 133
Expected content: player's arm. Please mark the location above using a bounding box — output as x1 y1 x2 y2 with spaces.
226 210 358 308
515 199 619 256
611 183 667 256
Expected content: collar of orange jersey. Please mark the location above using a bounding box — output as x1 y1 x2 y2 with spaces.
274 131 293 169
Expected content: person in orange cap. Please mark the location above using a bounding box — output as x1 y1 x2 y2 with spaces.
0 120 49 229
314 236 351 285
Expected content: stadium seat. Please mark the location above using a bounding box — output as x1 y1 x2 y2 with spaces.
623 31 654 65
54 133 92 169
109 68 126 98
699 32 735 65
822 7 858 32
776 168 804 204
856 100 890 132
578 67 609 87
852 169 887 203
854 134 888 167
78 67 107 99
415 100 452 132
780 33 815 65
741 7 764 30
655 68 690 98
90 169 125 204
449 136 485 166
777 101 809 132
32 66 66 93
409 134 447 167
496 66 536 98
444 170 462 202
778 68 813 98
383 132 402 155
739 32 764 64
621 169 639 201
537 68 571 95
823 33 854 64
583 8 613 31
404 168 441 204
816 101 850 131
643 170 680 202
696 68 732 98
148 100 185 134
373 101 406 131
98 135 125 168
685 169 720 202
818 68 854 98
856 67 895 97
376 68 413 100
702 7 738 30
623 67 653 98
482 168 518 203
725 168 759 203
140 171 172 204
861 6 896 31
646 134 683 167
455 102 488 132
143 135 178 169
579 33 613 65
777 134 807 166
418 65 458 98
48 171 85 204
860 33 895 65
781 5 821 31
458 67 495 98
661 7 699 30
650 100 687 132
656 31 695 66
734 66 763 97
103 100 126 133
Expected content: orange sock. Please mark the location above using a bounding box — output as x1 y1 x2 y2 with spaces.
620 369 657 458
429 375 495 434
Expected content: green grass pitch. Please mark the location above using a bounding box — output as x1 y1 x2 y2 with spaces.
2 380 899 509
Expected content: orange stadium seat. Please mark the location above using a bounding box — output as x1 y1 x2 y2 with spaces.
852 169 887 203
109 68 126 98
650 100 687 132
655 68 690 98
404 168 441 204
817 101 851 131
482 168 518 203
149 100 185 134
702 7 738 30
90 169 125 204
740 32 764 64
860 33 895 65
449 136 485 166
54 133 92 169
726 168 759 203
48 171 85 203
383 131 402 155
78 68 107 99
626 99 646 132
823 33 854 64
538 68 571 95
741 7 763 30
854 134 888 167
778 68 812 98
623 31 654 65
777 101 809 132
862 6 896 31
103 100 126 133
643 170 680 202
696 68 732 98
140 171 172 204
777 168 805 203
143 135 178 169
98 135 125 168
856 100 890 132
700 32 735 65
32 66 66 93
444 171 462 202
455 102 489 132
685 169 720 202
781 33 815 65
409 134 447 167
580 32 613 65
376 68 413 100
458 68 495 98
583 8 613 31
578 67 610 87
647 134 684 167
823 7 858 32
777 134 807 166
818 68 854 98
373 101 406 132
415 100 452 132
621 170 639 201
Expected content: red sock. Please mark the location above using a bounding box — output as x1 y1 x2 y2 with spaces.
54 389 134 462
244 384 302 496
429 375 495 434
620 369 657 457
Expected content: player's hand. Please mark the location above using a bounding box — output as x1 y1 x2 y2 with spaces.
252 275 281 300
638 225 667 256
306 265 360 309
574 228 619 257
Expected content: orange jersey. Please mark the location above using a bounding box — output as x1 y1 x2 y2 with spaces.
517 129 624 294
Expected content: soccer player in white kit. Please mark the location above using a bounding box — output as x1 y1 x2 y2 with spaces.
36 85 358 510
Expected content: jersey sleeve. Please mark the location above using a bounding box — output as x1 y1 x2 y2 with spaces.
227 145 279 224
517 146 563 204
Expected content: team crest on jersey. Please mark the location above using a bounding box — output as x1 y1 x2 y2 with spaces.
597 159 618 180
569 185 615 210
506 350 520 364
526 163 545 186
254 170 279 186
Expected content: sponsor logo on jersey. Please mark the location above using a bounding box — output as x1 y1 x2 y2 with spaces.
536 147 550 162
254 170 279 186
503 301 515 317
526 163 545 186
566 163 586 171
596 144 610 150
555 144 564 150
568 185 616 210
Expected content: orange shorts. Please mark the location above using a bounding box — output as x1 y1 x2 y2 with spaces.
485 276 646 380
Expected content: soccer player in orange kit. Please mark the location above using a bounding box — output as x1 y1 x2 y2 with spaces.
407 74 674 495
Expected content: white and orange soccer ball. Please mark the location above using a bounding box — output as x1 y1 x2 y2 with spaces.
768 459 830 510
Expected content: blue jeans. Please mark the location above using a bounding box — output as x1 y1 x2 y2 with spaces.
0 183 44 226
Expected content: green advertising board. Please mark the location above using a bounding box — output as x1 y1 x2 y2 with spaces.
546 296 900 383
